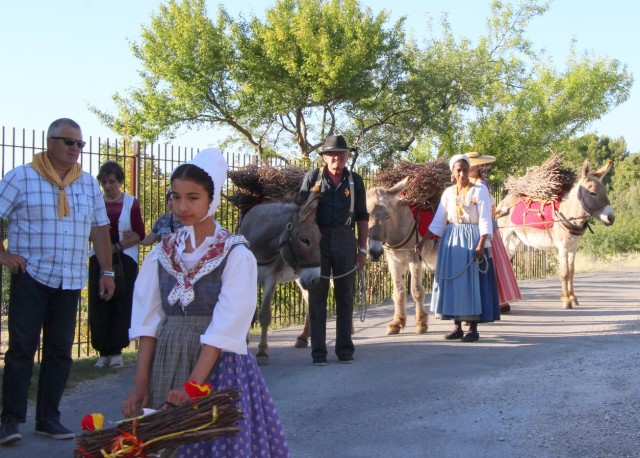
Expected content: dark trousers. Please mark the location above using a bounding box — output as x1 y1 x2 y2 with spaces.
1 271 79 424
88 254 137 356
309 225 357 361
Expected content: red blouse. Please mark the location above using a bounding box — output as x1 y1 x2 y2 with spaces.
105 199 146 242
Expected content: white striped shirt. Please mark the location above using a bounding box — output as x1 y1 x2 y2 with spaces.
0 164 109 289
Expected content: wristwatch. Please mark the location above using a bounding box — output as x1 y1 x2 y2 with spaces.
100 270 116 277
358 247 368 254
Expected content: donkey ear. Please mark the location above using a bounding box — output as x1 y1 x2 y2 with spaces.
387 177 409 195
591 159 613 179
580 160 591 180
297 190 321 222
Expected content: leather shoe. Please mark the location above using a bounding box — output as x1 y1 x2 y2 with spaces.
461 331 480 343
313 357 328 366
445 329 464 340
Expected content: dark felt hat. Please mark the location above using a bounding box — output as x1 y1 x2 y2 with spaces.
321 135 353 154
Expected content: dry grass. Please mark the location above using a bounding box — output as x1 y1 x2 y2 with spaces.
573 251 640 274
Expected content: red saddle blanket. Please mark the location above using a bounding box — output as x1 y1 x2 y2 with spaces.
410 205 436 238
510 198 559 230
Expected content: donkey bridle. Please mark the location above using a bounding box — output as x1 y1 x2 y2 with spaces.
277 220 321 269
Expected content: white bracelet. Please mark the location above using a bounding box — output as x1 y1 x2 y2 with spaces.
358 247 368 254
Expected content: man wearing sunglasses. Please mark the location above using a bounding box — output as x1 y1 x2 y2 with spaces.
0 118 114 445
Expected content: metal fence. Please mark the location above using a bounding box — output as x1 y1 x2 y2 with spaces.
1 126 551 361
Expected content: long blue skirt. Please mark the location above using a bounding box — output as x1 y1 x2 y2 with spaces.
430 223 500 323
178 352 290 457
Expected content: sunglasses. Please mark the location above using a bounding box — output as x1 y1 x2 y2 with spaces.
50 136 86 149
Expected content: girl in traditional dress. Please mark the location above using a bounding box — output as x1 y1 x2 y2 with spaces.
416 154 500 342
466 152 522 312
122 148 290 457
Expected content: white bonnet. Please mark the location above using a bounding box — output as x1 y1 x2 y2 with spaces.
172 147 227 218
449 154 470 172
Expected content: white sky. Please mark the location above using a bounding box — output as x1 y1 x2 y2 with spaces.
0 0 637 153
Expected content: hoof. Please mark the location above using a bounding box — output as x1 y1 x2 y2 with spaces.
256 354 269 366
386 324 401 335
294 337 309 348
415 323 428 334
562 301 573 309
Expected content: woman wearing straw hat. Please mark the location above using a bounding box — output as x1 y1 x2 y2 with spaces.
416 154 500 342
466 152 522 313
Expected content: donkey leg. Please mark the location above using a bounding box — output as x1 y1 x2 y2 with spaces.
387 260 407 335
295 309 311 348
557 247 572 309
256 281 276 366
409 259 428 334
295 283 310 348
567 250 579 307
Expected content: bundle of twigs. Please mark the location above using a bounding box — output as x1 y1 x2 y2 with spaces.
373 158 452 207
74 388 243 457
227 164 307 212
503 154 576 200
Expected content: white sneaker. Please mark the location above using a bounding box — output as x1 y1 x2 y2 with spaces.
94 356 110 368
109 354 124 368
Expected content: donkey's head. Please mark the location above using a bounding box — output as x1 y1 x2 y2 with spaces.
278 187 322 289
578 159 615 226
366 177 409 261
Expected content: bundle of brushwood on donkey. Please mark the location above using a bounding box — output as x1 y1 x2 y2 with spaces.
74 388 243 457
227 163 308 213
373 158 452 209
503 153 576 201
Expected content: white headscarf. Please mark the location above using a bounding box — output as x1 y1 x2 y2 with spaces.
449 154 470 172
171 148 228 249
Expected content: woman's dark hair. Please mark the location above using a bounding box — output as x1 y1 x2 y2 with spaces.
97 161 125 184
171 164 214 200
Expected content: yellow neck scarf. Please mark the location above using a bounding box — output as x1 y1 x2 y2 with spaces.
30 151 83 219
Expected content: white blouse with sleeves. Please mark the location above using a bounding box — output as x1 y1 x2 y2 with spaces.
428 183 494 246
128 225 258 355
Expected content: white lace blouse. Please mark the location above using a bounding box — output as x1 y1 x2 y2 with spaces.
428 183 494 246
129 224 257 355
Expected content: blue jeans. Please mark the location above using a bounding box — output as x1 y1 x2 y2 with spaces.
1 271 79 424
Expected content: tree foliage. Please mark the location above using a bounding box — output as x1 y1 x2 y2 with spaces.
92 0 633 174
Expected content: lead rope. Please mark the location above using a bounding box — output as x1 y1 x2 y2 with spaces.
319 265 368 322
434 254 488 281
357 269 367 322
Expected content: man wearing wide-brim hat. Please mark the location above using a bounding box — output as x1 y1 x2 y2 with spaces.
298 134 369 366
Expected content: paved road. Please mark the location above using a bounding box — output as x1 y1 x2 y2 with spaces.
3 267 640 457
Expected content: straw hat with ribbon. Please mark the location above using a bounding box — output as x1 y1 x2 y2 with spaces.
466 151 496 166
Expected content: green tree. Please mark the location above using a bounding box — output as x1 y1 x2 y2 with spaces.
93 0 632 172
562 134 628 187
610 153 640 191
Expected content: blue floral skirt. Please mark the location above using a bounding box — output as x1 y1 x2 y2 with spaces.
177 352 290 457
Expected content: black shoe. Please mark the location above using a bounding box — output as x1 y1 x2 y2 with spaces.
313 357 328 366
461 331 480 343
0 422 21 446
501 304 511 314
35 420 75 440
445 329 464 340
338 356 354 364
